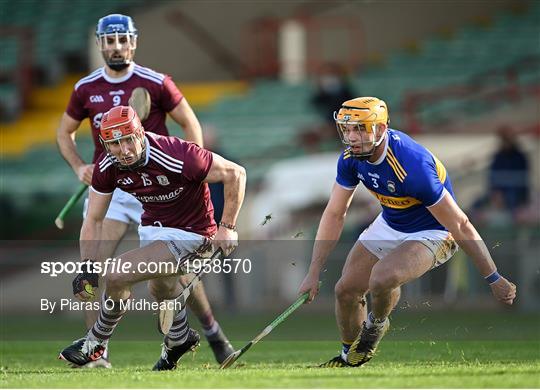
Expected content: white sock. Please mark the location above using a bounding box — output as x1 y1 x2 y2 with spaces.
203 320 220 337
102 345 109 359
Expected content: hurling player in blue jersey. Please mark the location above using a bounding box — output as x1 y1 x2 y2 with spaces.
298 97 517 367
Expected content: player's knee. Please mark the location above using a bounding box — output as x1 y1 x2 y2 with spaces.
105 271 128 292
147 279 178 301
335 279 368 302
369 270 400 293
391 286 402 301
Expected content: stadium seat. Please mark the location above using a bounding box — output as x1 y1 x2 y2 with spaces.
4 1 539 192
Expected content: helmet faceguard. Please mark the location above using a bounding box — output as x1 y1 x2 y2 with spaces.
334 97 389 160
96 14 138 71
100 106 146 169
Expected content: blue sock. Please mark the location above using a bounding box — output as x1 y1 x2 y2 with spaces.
341 342 351 361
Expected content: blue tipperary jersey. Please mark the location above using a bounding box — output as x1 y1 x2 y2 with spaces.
336 129 455 233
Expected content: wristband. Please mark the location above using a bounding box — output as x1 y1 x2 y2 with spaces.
219 221 237 231
485 271 501 285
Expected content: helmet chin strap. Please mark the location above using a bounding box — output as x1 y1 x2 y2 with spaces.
104 51 132 72
100 33 135 72
104 135 146 170
373 128 386 147
350 151 370 161
119 141 146 171
350 127 386 160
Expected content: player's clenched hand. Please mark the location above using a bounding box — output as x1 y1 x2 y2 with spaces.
77 164 95 186
298 272 320 304
213 225 238 256
72 260 99 301
490 276 516 305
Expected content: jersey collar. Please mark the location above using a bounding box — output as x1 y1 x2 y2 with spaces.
101 63 135 84
367 132 389 166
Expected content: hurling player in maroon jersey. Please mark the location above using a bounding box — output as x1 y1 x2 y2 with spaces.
59 106 246 370
56 14 233 367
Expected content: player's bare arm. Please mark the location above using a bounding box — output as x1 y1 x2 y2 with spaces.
428 192 516 305
168 98 204 147
75 189 113 301
299 183 356 302
204 153 246 255
56 112 94 185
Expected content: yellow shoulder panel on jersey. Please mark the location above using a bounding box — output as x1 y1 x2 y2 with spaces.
386 147 407 182
432 154 447 183
368 190 422 209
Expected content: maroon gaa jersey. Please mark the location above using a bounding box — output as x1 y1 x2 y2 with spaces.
91 133 217 237
66 64 183 163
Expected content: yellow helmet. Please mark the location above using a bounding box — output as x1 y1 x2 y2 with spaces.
334 97 389 159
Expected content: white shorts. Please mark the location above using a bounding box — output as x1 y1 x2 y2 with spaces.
359 213 458 268
83 188 143 225
138 225 212 266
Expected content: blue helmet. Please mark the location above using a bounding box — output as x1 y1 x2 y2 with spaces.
95 14 138 71
96 14 138 38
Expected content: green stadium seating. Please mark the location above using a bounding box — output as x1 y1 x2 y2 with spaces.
198 3 539 180
1 0 150 80
0 37 20 72
2 2 539 197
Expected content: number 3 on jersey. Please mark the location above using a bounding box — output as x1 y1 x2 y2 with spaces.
371 177 379 188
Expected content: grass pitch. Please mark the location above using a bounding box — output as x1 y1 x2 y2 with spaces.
1 311 539 388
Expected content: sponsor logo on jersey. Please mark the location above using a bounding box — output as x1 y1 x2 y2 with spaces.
109 90 125 96
156 175 170 186
89 95 104 103
357 173 365 181
368 190 421 209
387 180 396 193
93 113 103 129
368 172 380 179
132 187 184 203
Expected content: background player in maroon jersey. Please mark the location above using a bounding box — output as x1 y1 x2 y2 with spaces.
56 14 233 367
59 105 246 370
